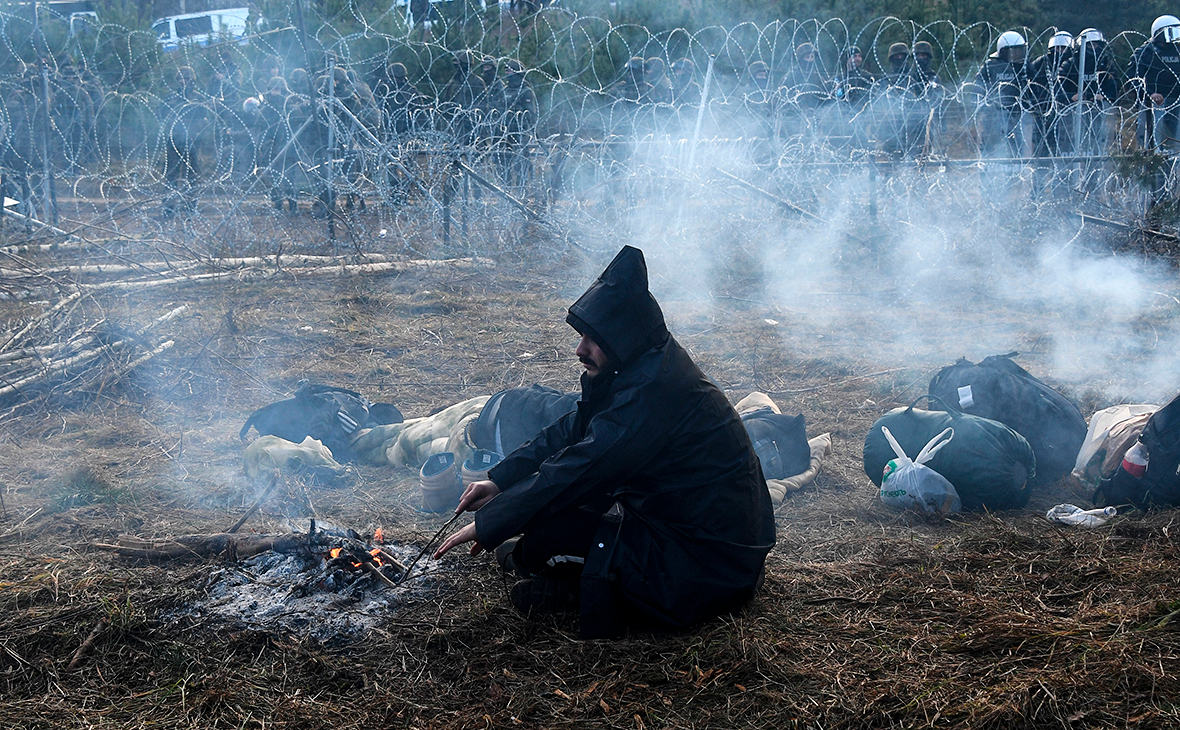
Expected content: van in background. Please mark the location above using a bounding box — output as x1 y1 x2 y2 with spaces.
152 7 249 52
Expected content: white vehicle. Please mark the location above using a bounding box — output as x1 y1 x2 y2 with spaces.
152 7 249 52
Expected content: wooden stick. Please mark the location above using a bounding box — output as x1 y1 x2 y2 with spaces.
713 166 819 221
67 617 108 670
373 547 408 574
0 335 97 364
455 160 545 224
0 307 182 399
362 561 398 589
227 472 281 534
0 255 397 280
397 511 463 585
111 339 173 379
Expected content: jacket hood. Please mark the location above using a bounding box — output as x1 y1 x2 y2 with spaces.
566 246 668 368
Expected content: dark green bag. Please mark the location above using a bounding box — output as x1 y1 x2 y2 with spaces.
863 395 1037 511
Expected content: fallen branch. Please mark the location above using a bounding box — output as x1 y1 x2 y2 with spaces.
92 533 315 560
0 207 84 244
91 257 494 292
111 339 174 378
363 561 398 589
67 617 108 671
0 338 132 398
1079 212 1180 243
0 290 84 354
456 160 545 224
0 254 396 280
714 167 820 221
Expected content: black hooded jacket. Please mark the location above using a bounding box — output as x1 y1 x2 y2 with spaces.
475 246 776 638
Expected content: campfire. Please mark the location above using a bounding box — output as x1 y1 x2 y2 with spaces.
96 520 434 644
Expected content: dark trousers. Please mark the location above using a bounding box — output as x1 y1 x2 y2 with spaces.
513 505 601 579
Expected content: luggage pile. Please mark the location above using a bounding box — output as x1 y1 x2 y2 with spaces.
866 353 1088 513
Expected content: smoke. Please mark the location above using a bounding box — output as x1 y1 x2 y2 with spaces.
614 137 1180 407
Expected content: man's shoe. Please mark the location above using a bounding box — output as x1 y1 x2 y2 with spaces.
510 577 580 615
494 537 532 579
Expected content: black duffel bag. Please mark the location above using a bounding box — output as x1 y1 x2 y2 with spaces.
1096 391 1180 508
928 352 1086 487
741 408 811 481
864 395 1037 511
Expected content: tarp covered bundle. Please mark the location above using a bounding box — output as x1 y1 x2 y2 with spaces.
864 395 1036 511
928 353 1086 487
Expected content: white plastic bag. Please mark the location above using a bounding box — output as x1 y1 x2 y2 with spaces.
878 426 962 514
1045 504 1117 527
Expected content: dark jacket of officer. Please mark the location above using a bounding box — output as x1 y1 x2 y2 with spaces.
974 54 1030 111
475 246 776 639
1028 48 1073 113
1059 45 1122 104
1133 38 1180 104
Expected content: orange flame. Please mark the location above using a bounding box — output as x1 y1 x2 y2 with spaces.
329 547 343 559
374 527 384 543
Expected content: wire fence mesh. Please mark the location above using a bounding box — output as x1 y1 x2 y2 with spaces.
0 5 1178 266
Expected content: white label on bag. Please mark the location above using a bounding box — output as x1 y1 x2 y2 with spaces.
958 385 974 409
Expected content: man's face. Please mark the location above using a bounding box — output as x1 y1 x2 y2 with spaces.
575 335 610 378
848 53 862 70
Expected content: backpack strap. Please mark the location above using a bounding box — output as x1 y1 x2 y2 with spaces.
906 393 961 416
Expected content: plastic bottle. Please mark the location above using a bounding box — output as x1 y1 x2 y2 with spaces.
1045 504 1118 527
1122 442 1149 478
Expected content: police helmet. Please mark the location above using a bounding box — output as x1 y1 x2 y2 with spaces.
1077 28 1106 46
1048 31 1073 49
996 31 1026 53
887 42 908 60
1153 15 1180 38
913 41 933 57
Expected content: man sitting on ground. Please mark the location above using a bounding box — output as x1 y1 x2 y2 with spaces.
434 246 776 638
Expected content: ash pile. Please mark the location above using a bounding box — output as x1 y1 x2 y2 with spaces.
162 522 434 644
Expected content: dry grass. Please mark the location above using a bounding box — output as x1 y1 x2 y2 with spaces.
1 209 1179 729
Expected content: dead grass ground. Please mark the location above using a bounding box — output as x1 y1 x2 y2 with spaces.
1 208 1179 729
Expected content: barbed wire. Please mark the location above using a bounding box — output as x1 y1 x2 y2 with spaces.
0 6 1176 266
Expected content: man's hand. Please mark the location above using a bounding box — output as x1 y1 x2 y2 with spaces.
456 479 500 513
433 521 482 558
